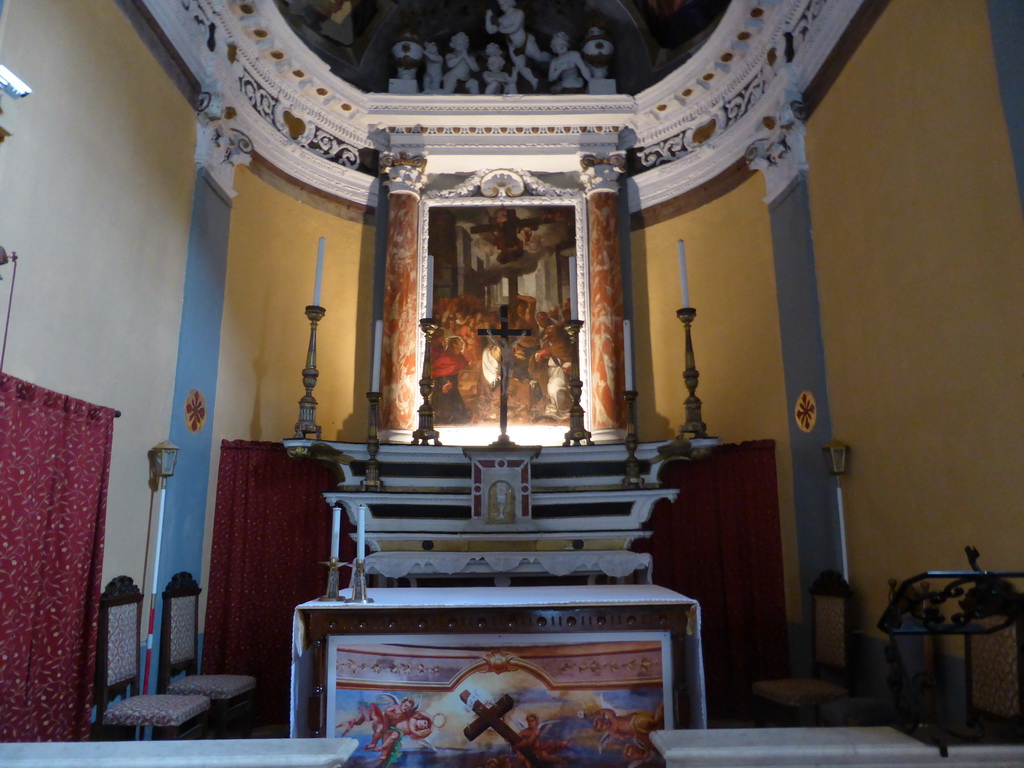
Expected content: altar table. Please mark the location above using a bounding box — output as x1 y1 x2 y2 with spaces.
291 585 706 754
651 727 1024 767
0 738 358 767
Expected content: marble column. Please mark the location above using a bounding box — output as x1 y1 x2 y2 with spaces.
379 153 426 433
581 154 627 434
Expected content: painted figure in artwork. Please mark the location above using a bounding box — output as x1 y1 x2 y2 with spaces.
513 713 573 766
589 702 664 764
430 335 471 424
341 694 444 767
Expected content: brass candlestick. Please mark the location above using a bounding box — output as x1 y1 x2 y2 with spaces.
562 319 592 446
294 304 326 439
318 557 341 601
346 559 374 604
411 318 441 446
622 390 643 488
677 307 708 438
363 391 383 490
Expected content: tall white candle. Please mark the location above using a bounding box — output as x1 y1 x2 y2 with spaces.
424 254 435 319
330 505 340 559
623 319 635 391
568 257 579 320
370 319 384 391
677 239 689 308
313 237 325 306
356 505 366 561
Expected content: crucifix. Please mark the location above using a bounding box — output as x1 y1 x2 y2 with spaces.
478 304 531 446
459 690 557 768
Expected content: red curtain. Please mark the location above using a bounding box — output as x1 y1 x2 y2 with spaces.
638 440 790 721
0 375 114 742
202 440 347 727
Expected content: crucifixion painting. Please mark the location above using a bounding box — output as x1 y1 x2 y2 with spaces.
426 203 578 430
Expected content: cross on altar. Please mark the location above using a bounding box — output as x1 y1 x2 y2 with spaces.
460 690 556 768
478 305 531 445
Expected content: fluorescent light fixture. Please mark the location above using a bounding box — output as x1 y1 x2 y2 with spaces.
0 66 31 98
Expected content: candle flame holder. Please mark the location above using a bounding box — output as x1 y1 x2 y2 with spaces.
318 557 342 602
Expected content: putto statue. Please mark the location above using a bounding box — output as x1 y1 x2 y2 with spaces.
422 41 443 93
485 0 550 90
482 43 516 95
442 31 480 94
548 32 591 94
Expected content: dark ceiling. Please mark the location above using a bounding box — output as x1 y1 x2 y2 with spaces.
273 0 731 95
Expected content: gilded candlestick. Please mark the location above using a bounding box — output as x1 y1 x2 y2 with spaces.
622 390 643 488
411 318 441 446
677 307 707 438
562 319 592 446
363 391 383 489
294 304 326 439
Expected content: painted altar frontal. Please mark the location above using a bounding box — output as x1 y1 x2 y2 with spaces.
329 635 669 768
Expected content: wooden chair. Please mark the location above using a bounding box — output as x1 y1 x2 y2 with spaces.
93 576 210 740
965 613 1024 737
158 571 256 738
752 569 853 725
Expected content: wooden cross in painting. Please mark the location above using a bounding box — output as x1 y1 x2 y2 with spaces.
478 305 531 445
460 690 557 768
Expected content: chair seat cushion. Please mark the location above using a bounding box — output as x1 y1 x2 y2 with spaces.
167 674 256 700
752 678 848 707
103 694 210 727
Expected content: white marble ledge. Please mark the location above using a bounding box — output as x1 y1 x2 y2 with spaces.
298 584 695 610
0 738 358 768
652 727 1024 767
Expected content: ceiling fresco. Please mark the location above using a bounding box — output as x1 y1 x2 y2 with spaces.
271 0 731 94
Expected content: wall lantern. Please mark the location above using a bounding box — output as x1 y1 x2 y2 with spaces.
822 439 849 476
149 440 179 482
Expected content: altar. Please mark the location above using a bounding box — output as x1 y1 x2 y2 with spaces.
291 585 705 768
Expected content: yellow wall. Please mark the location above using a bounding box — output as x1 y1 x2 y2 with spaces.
808 0 1024 635
633 177 802 620
0 0 197 583
209 166 376 447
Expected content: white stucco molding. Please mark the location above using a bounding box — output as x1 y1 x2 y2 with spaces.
142 0 866 212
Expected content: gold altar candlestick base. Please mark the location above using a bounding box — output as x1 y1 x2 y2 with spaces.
411 318 442 446
563 319 592 446
622 390 644 488
677 307 708 439
363 391 383 490
294 304 326 439
346 559 374 604
318 557 341 602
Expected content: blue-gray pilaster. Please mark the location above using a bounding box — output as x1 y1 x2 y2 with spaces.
768 174 844 670
987 0 1024 216
149 168 231 689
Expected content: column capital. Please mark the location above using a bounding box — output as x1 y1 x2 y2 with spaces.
579 153 626 194
381 152 427 195
194 90 252 199
744 76 807 204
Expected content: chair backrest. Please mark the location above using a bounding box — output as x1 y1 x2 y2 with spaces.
158 571 202 694
810 570 853 682
94 576 143 724
966 614 1024 723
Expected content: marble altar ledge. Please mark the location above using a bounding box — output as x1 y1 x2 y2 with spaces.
652 727 1024 767
0 738 358 768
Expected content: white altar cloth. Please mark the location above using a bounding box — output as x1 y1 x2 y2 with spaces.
0 738 358 768
652 727 1024 767
291 585 705 736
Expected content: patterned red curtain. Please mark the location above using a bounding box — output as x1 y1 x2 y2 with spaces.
638 440 790 721
0 375 114 742
202 440 346 727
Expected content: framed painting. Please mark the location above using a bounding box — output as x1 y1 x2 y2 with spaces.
420 198 588 438
326 632 671 768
